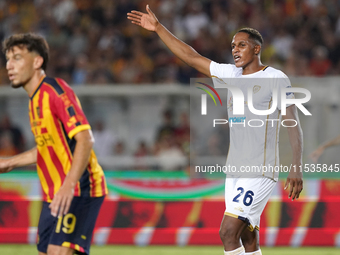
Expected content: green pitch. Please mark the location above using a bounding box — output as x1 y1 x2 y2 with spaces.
0 245 339 255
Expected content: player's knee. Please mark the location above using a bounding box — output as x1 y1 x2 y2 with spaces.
46 246 59 255
242 234 258 248
219 225 239 242
241 230 259 250
47 245 72 255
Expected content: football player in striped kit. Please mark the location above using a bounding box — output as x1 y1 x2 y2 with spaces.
0 33 107 255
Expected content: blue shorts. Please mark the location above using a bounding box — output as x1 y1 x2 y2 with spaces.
37 196 105 255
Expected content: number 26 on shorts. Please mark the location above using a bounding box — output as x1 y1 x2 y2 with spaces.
232 187 254 206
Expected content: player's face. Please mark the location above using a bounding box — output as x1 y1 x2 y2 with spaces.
231 32 257 68
6 46 36 88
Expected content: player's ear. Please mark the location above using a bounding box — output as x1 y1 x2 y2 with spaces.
33 55 44 70
254 44 261 55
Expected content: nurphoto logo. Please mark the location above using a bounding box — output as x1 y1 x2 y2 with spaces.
196 78 312 128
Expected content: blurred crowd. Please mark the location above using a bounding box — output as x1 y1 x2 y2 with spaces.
92 109 190 171
0 110 190 171
0 0 340 86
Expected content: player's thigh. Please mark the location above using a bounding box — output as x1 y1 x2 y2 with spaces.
224 176 276 230
241 227 259 250
48 196 105 254
47 244 74 255
220 213 248 239
37 202 58 254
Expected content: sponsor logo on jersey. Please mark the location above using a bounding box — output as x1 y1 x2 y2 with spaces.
253 85 261 94
234 206 244 212
36 106 41 118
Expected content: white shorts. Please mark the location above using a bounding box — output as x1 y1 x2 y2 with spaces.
224 175 276 231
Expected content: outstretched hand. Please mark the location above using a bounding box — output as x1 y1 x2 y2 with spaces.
309 147 324 163
127 5 159 31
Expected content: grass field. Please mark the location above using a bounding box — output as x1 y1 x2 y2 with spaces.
0 245 339 255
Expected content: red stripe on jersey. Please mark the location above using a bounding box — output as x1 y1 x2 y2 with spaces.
54 118 81 196
88 164 95 197
37 152 54 200
30 99 35 119
74 182 80 196
55 118 72 163
38 86 45 118
101 175 106 196
47 146 66 183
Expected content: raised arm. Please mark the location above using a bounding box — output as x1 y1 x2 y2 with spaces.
0 146 37 173
282 105 303 201
309 134 340 163
127 5 211 77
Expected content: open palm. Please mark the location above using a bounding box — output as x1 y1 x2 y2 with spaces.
127 5 159 32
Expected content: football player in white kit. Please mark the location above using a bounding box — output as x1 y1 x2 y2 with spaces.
128 5 303 255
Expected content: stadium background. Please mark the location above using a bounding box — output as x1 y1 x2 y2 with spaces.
0 0 340 254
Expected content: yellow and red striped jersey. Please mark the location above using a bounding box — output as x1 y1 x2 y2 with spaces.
28 76 107 202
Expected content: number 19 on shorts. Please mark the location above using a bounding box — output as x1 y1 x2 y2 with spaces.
55 213 76 234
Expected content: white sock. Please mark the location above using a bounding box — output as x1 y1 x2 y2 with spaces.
245 249 262 255
224 246 245 255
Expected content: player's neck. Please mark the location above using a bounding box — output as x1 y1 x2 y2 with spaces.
24 70 46 97
242 59 265 75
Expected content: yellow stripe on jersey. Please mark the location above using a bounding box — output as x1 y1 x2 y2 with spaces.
89 150 107 197
36 165 51 201
39 93 62 196
68 124 91 139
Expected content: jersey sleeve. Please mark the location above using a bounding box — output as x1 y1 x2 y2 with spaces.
210 61 234 78
275 72 295 110
51 79 91 139
210 61 236 90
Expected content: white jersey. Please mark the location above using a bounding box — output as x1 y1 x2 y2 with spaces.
210 61 294 181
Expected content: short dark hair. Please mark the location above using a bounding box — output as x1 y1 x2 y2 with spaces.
237 28 263 46
2 33 49 71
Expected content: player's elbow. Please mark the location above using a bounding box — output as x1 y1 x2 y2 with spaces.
186 54 200 69
87 133 95 149
75 130 95 149
185 53 210 77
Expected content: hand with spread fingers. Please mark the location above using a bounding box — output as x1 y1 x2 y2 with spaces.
284 168 303 201
49 181 75 217
127 5 159 32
